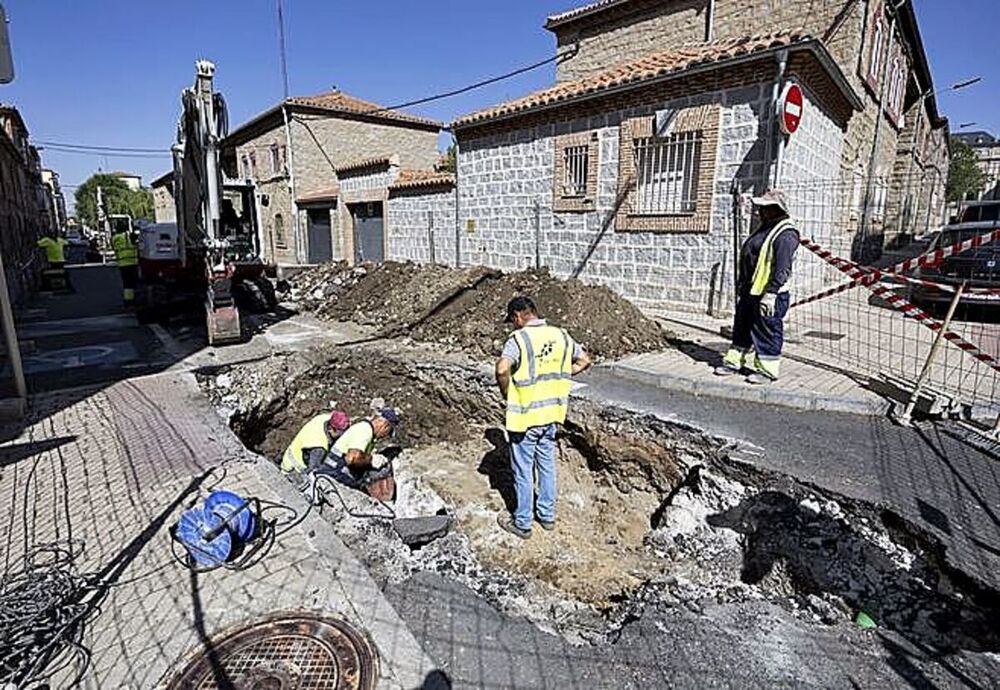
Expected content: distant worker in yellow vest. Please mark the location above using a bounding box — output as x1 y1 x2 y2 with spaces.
715 189 800 384
111 227 139 306
37 233 70 269
495 296 591 539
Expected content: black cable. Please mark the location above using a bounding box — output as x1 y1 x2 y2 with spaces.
35 140 168 154
367 54 560 116
40 146 170 159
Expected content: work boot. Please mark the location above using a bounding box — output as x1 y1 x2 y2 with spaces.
497 513 531 539
536 517 555 531
745 372 776 385
713 364 741 377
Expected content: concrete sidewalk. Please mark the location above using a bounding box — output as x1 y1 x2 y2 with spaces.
0 372 438 689
611 311 891 416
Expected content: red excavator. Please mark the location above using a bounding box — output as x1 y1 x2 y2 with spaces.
137 60 275 344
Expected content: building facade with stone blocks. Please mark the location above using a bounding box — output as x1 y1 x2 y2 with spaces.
954 131 1000 202
0 106 48 304
222 90 442 266
150 171 177 224
452 34 860 314
545 0 951 254
387 172 457 265
326 158 457 266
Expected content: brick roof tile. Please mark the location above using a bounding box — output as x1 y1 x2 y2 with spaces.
389 169 456 191
286 90 441 128
453 31 809 128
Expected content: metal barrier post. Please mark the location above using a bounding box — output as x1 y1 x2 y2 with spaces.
534 200 541 270
896 281 966 426
0 250 27 411
428 210 436 265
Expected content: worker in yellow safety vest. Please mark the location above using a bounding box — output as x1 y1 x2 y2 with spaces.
37 234 70 269
715 189 800 384
111 227 139 305
494 296 592 539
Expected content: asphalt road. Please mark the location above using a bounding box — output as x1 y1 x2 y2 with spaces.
6 265 193 394
578 369 1000 594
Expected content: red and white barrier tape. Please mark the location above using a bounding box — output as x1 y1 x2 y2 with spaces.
799 238 1000 374
792 226 1000 308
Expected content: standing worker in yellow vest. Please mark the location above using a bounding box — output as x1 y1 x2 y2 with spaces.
111 226 139 306
37 233 70 269
715 189 800 384
495 296 591 539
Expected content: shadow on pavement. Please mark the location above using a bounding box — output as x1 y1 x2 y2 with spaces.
1 264 293 444
0 435 76 469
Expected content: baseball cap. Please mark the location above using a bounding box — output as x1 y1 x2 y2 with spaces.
379 407 401 428
751 189 790 214
504 296 536 323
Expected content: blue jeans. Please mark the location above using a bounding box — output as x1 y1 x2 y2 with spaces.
508 423 557 531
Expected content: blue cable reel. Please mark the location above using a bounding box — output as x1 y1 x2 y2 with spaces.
173 490 259 569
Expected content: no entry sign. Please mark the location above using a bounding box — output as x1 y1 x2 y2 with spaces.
777 82 804 135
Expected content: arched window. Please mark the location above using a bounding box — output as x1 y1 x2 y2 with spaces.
274 213 285 247
869 19 884 80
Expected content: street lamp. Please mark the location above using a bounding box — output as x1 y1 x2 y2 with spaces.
902 76 980 238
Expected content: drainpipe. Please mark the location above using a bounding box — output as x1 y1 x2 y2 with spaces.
705 0 715 42
767 49 789 191
860 0 906 245
452 137 461 267
282 104 302 264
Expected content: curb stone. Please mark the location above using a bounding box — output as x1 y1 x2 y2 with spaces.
606 362 893 417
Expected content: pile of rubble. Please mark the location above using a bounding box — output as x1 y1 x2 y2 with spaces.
282 261 671 360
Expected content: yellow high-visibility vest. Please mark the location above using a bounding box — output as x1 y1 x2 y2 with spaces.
281 414 330 473
506 325 573 433
111 232 138 266
749 218 796 296
37 237 68 263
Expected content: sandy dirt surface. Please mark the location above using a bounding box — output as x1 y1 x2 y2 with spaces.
284 261 671 360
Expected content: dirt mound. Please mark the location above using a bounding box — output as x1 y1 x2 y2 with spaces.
286 261 670 360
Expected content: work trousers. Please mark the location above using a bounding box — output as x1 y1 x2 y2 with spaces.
508 422 557 531
725 292 790 379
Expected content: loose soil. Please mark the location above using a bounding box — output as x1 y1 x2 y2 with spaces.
202 343 1000 656
284 261 670 360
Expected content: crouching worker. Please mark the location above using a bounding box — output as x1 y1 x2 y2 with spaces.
281 407 400 502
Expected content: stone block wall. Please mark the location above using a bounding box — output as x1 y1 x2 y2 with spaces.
456 79 844 314
387 188 458 265
291 117 439 198
235 127 297 263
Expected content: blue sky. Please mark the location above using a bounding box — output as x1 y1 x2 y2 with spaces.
2 0 996 212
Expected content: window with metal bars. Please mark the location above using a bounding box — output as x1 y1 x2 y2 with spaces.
633 131 702 214
562 144 589 197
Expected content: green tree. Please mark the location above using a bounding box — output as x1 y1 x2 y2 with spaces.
436 143 456 173
74 173 155 229
946 138 987 203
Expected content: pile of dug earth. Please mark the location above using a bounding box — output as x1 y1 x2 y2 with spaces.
281 261 670 360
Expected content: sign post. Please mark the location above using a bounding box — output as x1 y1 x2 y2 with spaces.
773 81 804 186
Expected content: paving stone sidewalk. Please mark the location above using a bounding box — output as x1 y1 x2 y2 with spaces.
0 372 438 689
611 311 894 415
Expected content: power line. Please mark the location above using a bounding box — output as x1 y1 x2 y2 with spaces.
36 140 168 154
40 146 170 160
369 54 561 116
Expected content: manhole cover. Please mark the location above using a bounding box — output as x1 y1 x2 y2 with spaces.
165 612 378 690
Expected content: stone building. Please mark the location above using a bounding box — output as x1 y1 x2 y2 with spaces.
953 131 1000 201
150 170 176 223
0 106 48 303
110 171 142 191
222 90 443 266
41 168 68 232
425 0 951 314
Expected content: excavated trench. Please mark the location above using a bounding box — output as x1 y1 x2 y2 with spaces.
202 345 1000 652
